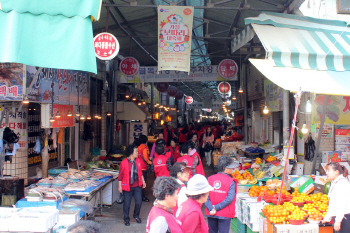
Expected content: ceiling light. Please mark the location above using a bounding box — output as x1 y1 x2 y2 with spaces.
87 115 92 120
301 122 308 134
125 95 130 98
142 101 146 105
94 114 99 119
56 110 61 118
67 109 72 117
106 111 112 116
49 116 55 122
238 86 243 93
232 96 237 100
98 116 102 119
132 97 136 101
76 111 81 117
138 102 142 105
263 105 269 114
22 96 29 104
80 115 85 120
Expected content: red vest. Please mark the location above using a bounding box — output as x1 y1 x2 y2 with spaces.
155 151 172 159
138 144 149 170
193 152 205 176
168 146 180 161
179 132 188 143
146 206 183 233
153 154 169 177
177 155 194 178
164 129 174 144
176 199 209 233
120 158 143 192
172 183 186 215
205 173 237 218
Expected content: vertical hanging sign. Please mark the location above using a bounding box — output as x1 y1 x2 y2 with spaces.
158 6 194 73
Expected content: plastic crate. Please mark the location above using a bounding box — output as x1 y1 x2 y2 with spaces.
231 218 238 232
237 219 247 233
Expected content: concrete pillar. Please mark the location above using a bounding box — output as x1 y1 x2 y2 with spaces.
283 90 290 145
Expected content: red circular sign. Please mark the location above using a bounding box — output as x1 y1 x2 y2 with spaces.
175 89 184 99
185 96 193 104
218 59 238 79
167 86 178 97
120 57 139 76
94 33 120 60
218 82 231 94
156 82 169 93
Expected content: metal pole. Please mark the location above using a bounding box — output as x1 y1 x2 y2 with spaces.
312 95 329 174
283 90 290 145
243 63 248 144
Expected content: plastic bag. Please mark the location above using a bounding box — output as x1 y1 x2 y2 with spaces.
33 139 41 153
116 193 124 204
3 127 18 143
60 199 93 214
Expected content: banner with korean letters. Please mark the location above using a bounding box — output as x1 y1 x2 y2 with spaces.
158 6 194 73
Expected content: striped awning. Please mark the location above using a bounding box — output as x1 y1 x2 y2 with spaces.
233 12 350 72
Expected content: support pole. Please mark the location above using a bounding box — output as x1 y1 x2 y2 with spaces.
42 129 49 178
312 95 329 174
283 90 290 145
243 63 248 144
151 83 154 114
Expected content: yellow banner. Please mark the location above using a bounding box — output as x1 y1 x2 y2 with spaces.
158 6 194 73
312 95 350 124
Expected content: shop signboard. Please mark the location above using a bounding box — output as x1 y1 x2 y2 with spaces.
218 81 231 94
312 95 350 125
129 122 148 145
218 59 238 79
175 89 184 99
156 82 169 93
26 66 90 105
0 63 24 101
158 6 194 73
185 96 193 104
0 108 27 149
51 105 74 128
93 32 120 60
120 57 140 77
315 123 333 138
118 65 235 83
264 79 283 112
167 86 178 97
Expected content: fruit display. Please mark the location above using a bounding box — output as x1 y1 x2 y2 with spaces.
262 205 290 224
233 170 254 181
249 186 275 197
308 212 325 222
255 157 262 165
266 155 277 162
266 179 282 190
253 169 266 179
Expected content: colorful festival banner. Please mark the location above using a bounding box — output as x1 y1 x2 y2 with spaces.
26 66 90 105
312 95 350 125
264 79 283 112
158 6 194 72
0 63 24 101
118 66 235 83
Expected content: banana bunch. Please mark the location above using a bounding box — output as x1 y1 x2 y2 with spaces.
248 178 258 184
256 170 266 179
239 179 248 185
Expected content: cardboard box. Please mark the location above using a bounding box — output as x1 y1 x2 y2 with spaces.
295 163 304 176
259 214 265 233
314 176 328 194
290 176 315 194
247 221 260 232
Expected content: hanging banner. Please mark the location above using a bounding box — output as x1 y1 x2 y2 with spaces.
52 105 74 128
264 79 283 112
0 63 24 101
156 82 169 93
312 95 350 125
26 66 90 105
158 6 194 73
202 88 213 108
167 86 178 97
118 65 235 83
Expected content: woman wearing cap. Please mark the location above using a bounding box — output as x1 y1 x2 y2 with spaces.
169 162 191 214
168 139 180 162
146 177 183 233
118 144 146 226
176 174 213 233
322 162 350 232
205 156 238 233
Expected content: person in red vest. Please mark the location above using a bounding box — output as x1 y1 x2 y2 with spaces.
169 162 191 214
188 141 205 177
135 135 152 202
177 143 197 179
146 176 182 233
176 174 214 233
118 144 146 226
150 132 164 160
178 125 189 145
168 139 180 162
152 144 172 178
205 155 239 233
155 139 174 164
164 122 175 147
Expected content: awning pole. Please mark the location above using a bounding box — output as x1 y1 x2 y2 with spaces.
277 91 301 205
311 95 329 174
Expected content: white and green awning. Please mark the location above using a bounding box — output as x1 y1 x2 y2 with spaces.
0 0 102 74
232 12 350 72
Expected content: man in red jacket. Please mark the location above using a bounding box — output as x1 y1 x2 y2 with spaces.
118 144 146 226
205 155 239 233
152 144 171 177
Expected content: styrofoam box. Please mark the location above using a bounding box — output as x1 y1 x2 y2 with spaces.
247 221 260 232
54 211 80 230
0 207 17 231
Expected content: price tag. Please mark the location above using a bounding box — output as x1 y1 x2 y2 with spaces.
283 146 294 159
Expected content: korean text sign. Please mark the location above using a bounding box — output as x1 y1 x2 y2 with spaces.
0 63 24 101
264 79 283 112
158 6 194 73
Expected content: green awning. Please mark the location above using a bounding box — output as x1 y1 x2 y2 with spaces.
0 0 102 74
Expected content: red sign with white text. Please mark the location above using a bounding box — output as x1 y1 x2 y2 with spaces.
52 105 74 128
218 82 231 94
167 86 178 97
120 57 140 76
94 33 120 60
218 59 238 79
156 82 169 93
185 96 193 104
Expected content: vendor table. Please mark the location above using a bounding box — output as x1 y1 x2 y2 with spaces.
64 176 116 217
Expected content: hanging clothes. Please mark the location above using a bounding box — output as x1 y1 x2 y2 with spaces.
57 128 63 144
304 133 315 161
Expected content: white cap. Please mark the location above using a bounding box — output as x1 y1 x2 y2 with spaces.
186 174 214 195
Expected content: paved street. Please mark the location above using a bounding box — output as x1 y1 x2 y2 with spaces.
94 161 234 233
